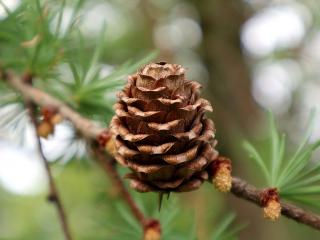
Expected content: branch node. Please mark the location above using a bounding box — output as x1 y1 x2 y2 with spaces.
208 156 232 192
260 188 281 221
47 193 58 203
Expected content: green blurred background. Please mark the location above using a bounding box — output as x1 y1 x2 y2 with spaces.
1 0 320 239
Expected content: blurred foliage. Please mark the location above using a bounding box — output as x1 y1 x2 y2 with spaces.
0 160 244 240
244 110 320 211
0 0 156 123
0 1 243 239
1 0 320 239
209 213 247 240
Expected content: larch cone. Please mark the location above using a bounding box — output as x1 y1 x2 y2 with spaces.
110 62 218 192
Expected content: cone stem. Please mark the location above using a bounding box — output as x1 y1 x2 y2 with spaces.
158 192 164 211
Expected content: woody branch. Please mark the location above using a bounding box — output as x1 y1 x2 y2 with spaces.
3 71 160 238
28 101 73 240
3 71 320 231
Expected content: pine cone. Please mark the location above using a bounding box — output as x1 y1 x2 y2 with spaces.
110 62 218 192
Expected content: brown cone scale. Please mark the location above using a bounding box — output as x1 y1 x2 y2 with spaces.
110 62 218 192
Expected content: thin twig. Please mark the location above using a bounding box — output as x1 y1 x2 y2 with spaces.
5 71 155 234
5 71 320 231
6 71 103 139
231 177 320 231
28 102 73 240
92 146 147 226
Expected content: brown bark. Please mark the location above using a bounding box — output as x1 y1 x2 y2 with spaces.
4 71 320 232
92 147 147 226
232 177 320 231
5 71 157 236
6 71 104 139
28 101 73 240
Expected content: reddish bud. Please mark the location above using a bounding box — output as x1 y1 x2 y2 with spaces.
208 156 232 192
50 114 63 125
97 130 112 148
37 121 54 138
22 72 33 84
260 188 281 221
144 219 161 240
41 106 57 122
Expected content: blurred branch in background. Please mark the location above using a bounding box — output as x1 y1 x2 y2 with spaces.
27 100 73 240
197 0 259 151
92 147 161 239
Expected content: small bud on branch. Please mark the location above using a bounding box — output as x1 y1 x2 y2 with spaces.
260 188 281 221
37 120 54 138
144 219 161 240
208 156 232 192
37 106 64 138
